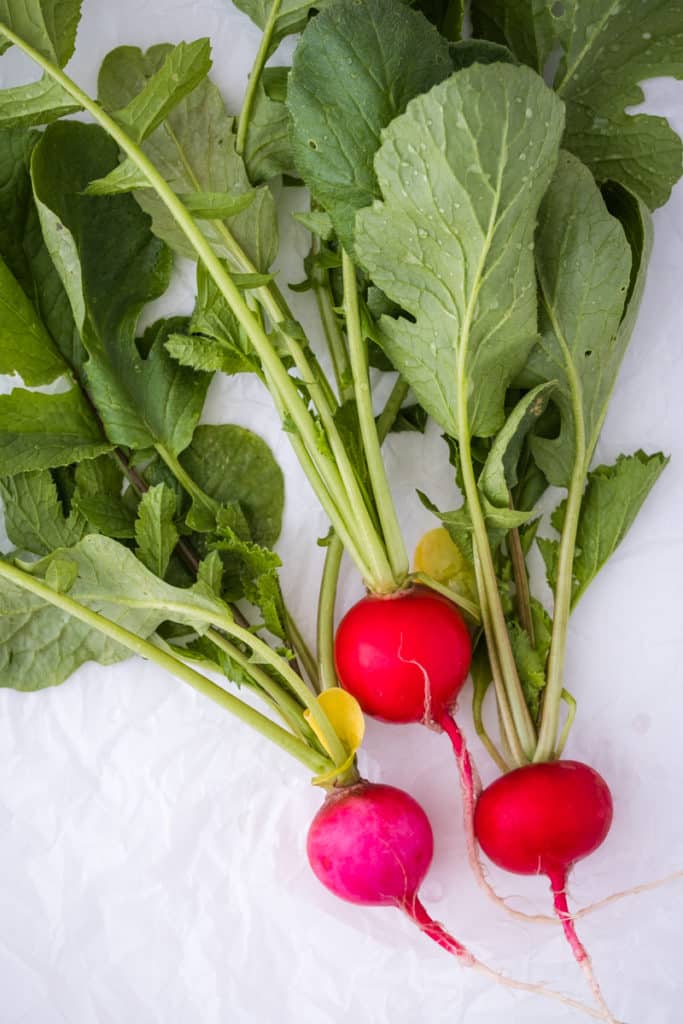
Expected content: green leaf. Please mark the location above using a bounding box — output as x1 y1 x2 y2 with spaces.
411 0 463 39
471 0 683 209
0 388 110 476
0 75 81 129
180 424 284 548
243 79 295 184
233 0 334 56
0 253 70 385
553 451 668 605
479 382 555 510
288 0 453 251
97 44 278 270
508 598 552 719
180 190 257 219
112 39 213 143
69 456 136 539
525 151 633 486
197 550 224 596
135 483 179 578
0 127 37 287
0 0 82 66
45 555 78 592
212 525 286 638
31 122 209 455
0 534 228 691
292 209 333 240
169 262 261 376
0 469 86 554
355 63 564 438
449 38 517 70
537 534 559 592
83 158 149 196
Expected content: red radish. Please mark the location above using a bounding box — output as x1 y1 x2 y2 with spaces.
308 779 613 1019
334 586 471 723
474 760 616 1022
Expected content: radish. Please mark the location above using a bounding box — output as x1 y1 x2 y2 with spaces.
474 760 616 1020
308 778 615 1019
333 586 472 724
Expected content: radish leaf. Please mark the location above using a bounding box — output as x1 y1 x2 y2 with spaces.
527 151 634 487
0 75 80 128
355 63 564 438
472 0 683 209
180 424 284 549
135 483 179 578
0 0 82 65
233 0 333 57
0 470 87 554
288 0 453 251
97 44 277 269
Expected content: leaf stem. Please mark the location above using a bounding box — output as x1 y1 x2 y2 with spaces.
155 443 218 515
235 0 283 157
472 546 526 767
282 601 319 691
342 251 408 585
207 628 319 745
376 377 409 441
535 451 586 762
312 246 353 401
316 535 344 692
0 556 331 775
458 424 536 759
212 613 349 767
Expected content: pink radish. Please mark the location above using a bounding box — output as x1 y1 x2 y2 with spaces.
308 779 614 1019
474 760 616 1021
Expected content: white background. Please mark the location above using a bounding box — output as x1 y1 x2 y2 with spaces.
1 3 683 1022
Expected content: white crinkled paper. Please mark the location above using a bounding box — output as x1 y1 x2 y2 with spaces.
1 3 683 1021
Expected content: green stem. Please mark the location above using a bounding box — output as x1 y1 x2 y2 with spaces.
376 377 409 442
155 444 217 514
472 546 526 767
235 0 283 156
507 510 535 644
264 369 377 582
535 453 586 762
555 689 577 759
208 629 318 744
0 557 330 775
458 425 536 760
313 250 353 401
317 535 344 692
341 252 408 585
214 614 349 767
282 604 320 692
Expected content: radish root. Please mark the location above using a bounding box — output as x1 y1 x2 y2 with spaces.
549 870 619 1024
439 710 552 924
403 895 620 1022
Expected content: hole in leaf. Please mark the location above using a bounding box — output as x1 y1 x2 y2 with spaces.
551 1 564 16
584 349 593 358
308 139 318 150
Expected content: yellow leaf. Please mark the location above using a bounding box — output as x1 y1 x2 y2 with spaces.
304 688 365 760
414 527 476 600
